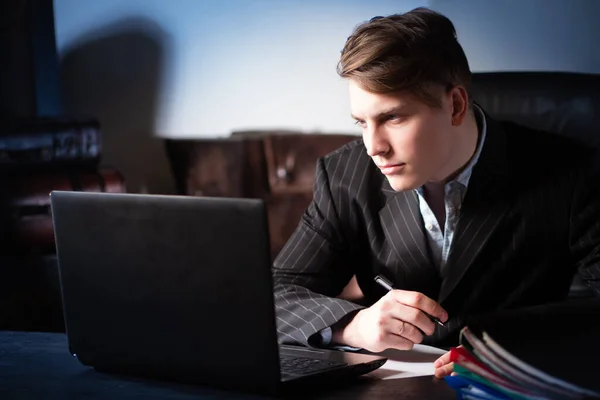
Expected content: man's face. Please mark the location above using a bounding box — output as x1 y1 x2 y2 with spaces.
349 80 456 191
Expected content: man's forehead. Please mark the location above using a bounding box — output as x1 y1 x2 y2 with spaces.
349 82 411 118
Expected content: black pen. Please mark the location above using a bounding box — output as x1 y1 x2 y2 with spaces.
374 275 446 327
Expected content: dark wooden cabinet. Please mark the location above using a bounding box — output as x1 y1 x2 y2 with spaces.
166 133 359 259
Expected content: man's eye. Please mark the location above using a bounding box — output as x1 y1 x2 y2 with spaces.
354 120 367 128
387 115 402 123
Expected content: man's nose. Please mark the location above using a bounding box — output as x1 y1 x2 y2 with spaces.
363 126 389 157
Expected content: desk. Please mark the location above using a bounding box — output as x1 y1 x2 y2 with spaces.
0 331 455 399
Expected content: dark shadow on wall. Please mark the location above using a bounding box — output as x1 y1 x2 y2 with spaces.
60 17 174 194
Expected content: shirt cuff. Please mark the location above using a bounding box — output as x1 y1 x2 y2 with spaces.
318 326 333 346
313 327 362 352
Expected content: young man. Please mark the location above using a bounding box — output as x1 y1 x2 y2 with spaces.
272 7 600 379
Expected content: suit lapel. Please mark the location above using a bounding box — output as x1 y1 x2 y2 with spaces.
379 180 437 288
438 115 512 303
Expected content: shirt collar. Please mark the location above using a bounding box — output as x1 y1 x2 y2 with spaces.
454 103 487 189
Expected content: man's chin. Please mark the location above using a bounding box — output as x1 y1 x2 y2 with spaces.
386 176 422 192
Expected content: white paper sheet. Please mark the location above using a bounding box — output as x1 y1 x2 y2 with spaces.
365 344 447 380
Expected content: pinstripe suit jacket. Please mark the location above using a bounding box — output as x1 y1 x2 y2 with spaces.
272 114 600 348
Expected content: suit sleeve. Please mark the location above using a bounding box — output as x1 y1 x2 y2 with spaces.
272 157 365 347
569 151 600 297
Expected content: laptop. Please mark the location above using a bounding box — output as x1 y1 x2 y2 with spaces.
50 191 387 395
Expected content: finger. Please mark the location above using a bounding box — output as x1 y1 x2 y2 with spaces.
389 290 448 323
433 350 452 368
434 362 454 379
387 318 424 344
386 302 436 336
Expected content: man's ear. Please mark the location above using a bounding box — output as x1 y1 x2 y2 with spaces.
450 86 469 126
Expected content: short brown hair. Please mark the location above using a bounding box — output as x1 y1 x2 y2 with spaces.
337 7 471 107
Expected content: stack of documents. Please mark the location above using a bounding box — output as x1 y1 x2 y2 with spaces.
445 326 600 399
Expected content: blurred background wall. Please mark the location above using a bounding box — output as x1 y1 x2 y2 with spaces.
53 0 600 193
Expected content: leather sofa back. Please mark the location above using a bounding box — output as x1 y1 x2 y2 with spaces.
471 72 600 146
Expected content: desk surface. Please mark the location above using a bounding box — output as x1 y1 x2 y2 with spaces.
0 331 455 399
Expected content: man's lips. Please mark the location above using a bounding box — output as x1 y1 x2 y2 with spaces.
377 163 406 175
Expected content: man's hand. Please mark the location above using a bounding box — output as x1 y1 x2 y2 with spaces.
331 290 448 352
433 347 458 378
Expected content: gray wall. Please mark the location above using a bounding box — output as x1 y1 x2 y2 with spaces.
430 0 600 73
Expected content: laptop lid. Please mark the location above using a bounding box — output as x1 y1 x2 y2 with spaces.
50 191 282 392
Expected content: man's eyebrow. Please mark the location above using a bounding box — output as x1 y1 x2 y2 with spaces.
351 105 407 121
374 105 407 119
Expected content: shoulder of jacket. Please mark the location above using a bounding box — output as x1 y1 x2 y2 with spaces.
321 138 367 164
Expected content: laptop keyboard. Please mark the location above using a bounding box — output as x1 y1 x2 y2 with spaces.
280 355 347 376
